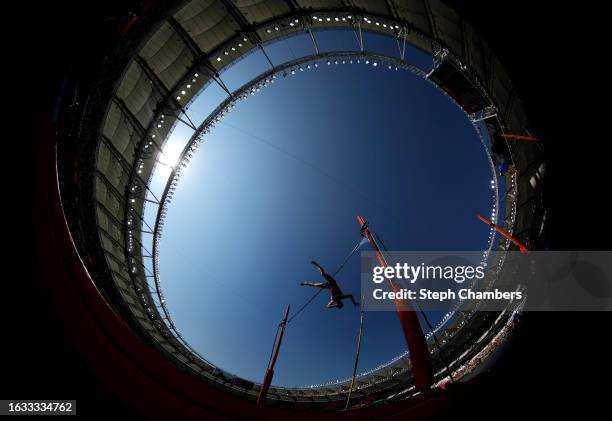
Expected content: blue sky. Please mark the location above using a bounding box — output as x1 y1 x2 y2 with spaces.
144 31 495 387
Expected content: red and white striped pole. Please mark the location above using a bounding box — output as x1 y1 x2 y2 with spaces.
478 214 529 253
257 304 290 405
357 215 434 391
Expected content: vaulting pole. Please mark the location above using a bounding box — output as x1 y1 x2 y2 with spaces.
357 215 434 390
477 214 529 254
257 304 290 405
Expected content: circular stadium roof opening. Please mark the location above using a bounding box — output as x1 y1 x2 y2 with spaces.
154 40 496 390
61 0 546 416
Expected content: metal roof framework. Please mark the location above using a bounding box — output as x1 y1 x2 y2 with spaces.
67 0 546 411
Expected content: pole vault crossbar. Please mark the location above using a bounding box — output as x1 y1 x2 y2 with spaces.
357 215 434 390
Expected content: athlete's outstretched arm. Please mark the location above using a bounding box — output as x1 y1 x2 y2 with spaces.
301 282 326 288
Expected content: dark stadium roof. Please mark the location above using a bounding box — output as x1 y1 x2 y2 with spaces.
59 0 546 410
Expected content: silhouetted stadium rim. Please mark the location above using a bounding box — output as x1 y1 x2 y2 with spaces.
36 0 546 418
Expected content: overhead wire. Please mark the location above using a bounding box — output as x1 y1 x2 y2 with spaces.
287 236 364 324
220 121 406 230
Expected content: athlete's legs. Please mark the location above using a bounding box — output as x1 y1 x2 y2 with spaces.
326 299 341 308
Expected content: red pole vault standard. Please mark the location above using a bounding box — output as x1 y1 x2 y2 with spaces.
501 133 539 142
357 216 434 390
478 215 529 254
257 304 290 405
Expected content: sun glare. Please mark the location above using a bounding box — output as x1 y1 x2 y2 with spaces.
159 142 183 168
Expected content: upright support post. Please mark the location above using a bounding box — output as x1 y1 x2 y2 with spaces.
304 20 319 55
257 304 290 405
357 216 433 390
353 19 364 52
478 214 529 253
